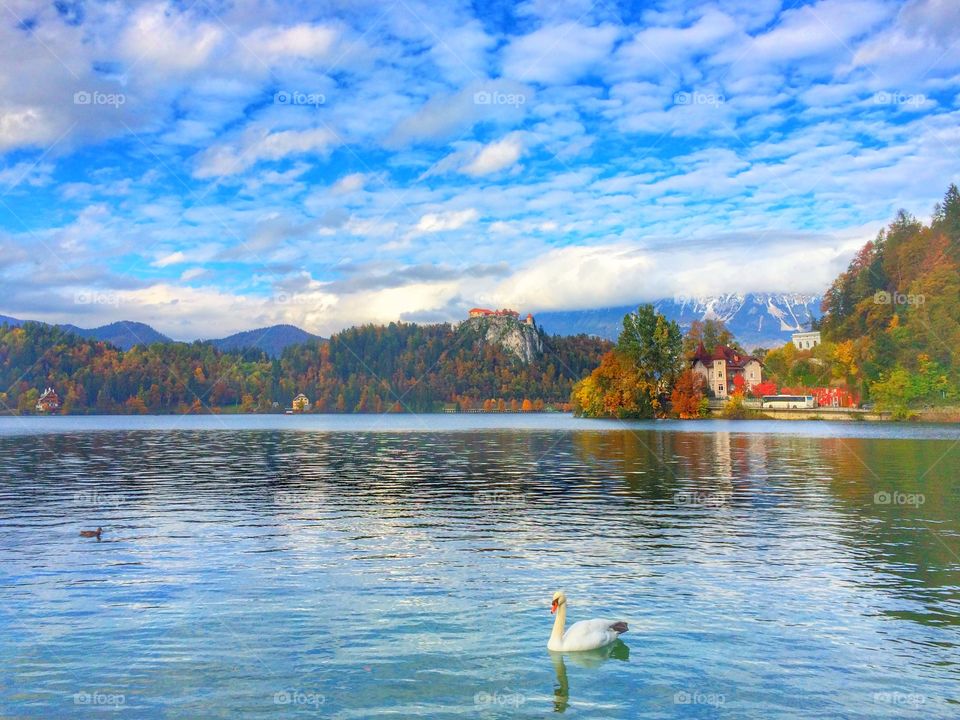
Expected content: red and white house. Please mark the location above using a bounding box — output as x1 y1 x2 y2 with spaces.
36 387 60 413
691 343 764 399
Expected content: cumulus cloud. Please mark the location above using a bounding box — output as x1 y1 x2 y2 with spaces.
415 208 480 232
493 234 864 312
120 4 225 73
386 80 532 147
245 23 338 59
193 127 337 178
463 134 524 175
422 133 525 177
330 172 368 195
502 23 621 84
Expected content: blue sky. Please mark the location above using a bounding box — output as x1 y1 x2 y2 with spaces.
0 0 958 339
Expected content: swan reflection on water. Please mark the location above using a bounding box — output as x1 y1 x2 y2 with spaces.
550 641 630 713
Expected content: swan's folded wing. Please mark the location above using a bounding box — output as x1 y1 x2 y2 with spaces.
562 619 626 651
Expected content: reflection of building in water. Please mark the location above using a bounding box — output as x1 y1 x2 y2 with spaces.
743 435 770 476
711 432 733 480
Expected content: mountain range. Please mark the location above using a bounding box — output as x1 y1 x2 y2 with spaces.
1 292 818 357
536 293 822 350
0 316 321 358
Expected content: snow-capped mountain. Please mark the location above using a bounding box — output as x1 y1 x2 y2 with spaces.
536 293 822 350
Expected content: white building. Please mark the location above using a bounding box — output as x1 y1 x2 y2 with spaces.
791 330 821 350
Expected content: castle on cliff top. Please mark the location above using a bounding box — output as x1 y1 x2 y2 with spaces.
468 308 535 326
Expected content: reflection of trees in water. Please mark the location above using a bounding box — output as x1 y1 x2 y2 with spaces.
7 428 959 632
817 437 960 626
569 430 778 504
568 430 960 630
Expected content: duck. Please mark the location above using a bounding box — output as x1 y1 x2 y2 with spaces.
548 590 628 652
80 527 102 540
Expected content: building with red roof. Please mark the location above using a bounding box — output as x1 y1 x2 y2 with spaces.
690 343 763 399
36 387 60 413
468 308 523 319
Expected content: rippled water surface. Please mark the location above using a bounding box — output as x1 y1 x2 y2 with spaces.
1 416 959 718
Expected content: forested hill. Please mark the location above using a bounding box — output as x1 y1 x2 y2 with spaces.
0 320 610 414
819 183 960 412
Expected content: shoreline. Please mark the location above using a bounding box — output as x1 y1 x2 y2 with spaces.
2 409 957 423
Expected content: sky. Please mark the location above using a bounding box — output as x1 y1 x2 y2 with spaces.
0 0 958 340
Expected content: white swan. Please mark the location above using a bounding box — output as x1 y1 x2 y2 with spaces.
548 590 628 652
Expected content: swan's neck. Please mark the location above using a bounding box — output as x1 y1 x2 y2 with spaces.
550 603 566 644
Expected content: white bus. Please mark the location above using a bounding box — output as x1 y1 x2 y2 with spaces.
762 395 817 409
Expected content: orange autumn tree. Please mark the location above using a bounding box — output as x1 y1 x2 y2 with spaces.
572 304 682 419
571 351 655 418
670 369 708 419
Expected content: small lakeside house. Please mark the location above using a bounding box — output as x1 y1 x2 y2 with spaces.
691 343 763 400
36 388 60 413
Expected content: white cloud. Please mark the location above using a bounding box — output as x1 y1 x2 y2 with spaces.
415 208 479 232
738 0 891 65
331 172 367 195
245 23 338 59
463 135 524 176
611 9 741 81
493 234 865 311
386 80 532 147
193 127 337 178
0 109 59 153
849 0 960 83
120 4 225 73
153 251 186 268
502 23 621 84
180 267 207 281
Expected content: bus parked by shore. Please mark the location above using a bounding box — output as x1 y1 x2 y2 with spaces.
762 395 817 409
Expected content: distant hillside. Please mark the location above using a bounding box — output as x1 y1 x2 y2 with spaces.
208 324 323 358
0 319 610 414
282 321 610 412
537 293 821 349
58 321 172 349
0 315 172 349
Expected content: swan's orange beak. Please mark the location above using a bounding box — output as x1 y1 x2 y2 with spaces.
550 599 558 614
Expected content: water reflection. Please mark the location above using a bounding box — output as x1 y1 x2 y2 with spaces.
1 425 959 718
550 642 630 713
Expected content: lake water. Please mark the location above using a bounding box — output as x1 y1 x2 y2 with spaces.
1 415 959 718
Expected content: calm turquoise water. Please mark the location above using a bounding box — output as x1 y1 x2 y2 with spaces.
1 415 959 718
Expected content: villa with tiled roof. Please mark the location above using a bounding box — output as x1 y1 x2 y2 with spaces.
690 343 763 399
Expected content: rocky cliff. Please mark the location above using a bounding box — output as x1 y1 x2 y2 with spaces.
458 314 543 364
